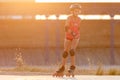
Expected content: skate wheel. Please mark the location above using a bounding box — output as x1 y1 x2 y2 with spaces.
72 74 74 77
66 73 70 77
53 72 64 77
52 73 57 77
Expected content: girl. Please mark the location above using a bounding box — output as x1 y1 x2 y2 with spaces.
53 4 81 77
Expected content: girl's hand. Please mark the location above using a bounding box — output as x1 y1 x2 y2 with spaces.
68 29 72 34
68 29 76 37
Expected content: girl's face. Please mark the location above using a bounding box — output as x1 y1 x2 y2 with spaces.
71 9 81 16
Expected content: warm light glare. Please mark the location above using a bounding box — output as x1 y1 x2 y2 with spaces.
78 15 85 20
35 15 46 20
84 15 101 20
83 15 111 20
114 15 120 20
0 14 119 20
58 15 68 20
48 15 57 20
35 0 120 3
10 15 23 20
101 15 111 20
35 14 120 20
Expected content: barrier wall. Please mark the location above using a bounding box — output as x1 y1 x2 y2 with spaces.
0 20 120 67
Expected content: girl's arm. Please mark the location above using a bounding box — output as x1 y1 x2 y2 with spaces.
64 16 71 33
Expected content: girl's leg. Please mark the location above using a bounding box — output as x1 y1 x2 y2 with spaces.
67 39 79 77
70 39 79 66
53 39 72 77
61 39 72 66
66 39 79 77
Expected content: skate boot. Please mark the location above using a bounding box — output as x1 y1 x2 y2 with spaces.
66 65 76 77
53 66 65 77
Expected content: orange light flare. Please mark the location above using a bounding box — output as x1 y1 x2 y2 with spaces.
35 14 120 20
35 0 120 3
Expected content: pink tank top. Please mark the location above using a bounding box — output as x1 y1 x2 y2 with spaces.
66 16 81 40
69 16 80 34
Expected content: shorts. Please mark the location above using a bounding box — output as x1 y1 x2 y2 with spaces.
65 32 80 41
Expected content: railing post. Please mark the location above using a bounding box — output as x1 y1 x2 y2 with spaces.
110 14 115 65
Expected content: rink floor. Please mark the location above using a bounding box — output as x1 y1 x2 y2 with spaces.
0 75 119 80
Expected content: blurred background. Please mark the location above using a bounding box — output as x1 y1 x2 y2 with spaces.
0 0 120 69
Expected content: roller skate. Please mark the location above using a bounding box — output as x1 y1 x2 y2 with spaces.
53 66 65 77
66 65 76 77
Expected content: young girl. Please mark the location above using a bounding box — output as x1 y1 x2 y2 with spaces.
53 4 81 77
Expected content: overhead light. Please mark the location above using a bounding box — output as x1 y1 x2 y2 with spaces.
48 15 57 20
35 15 46 20
58 15 68 20
114 15 120 20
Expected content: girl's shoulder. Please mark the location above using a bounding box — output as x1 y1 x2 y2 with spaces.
67 15 81 20
67 15 72 20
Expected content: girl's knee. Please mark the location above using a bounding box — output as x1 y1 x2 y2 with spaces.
69 49 75 56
